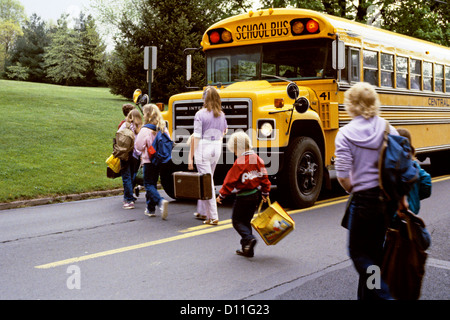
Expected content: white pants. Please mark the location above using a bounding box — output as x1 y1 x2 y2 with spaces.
195 139 222 220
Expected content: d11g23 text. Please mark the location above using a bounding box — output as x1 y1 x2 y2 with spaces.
180 304 269 317
223 304 269 315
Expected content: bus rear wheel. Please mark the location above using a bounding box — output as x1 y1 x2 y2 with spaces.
282 137 323 208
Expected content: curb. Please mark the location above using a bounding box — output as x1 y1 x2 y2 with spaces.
0 189 124 211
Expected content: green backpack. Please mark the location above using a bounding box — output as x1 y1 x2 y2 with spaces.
112 127 135 161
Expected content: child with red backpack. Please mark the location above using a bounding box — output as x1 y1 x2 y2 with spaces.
217 131 271 257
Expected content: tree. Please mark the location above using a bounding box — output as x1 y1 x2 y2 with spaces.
43 15 89 85
105 0 252 101
261 0 372 21
0 0 26 74
74 12 107 86
381 0 449 46
261 0 449 45
104 42 144 97
42 13 107 86
5 61 28 79
7 14 51 82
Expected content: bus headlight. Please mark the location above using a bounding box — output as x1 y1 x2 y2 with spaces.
258 119 275 140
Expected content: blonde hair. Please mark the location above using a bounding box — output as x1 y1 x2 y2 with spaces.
203 86 223 118
143 104 165 131
125 109 142 133
227 131 252 156
344 82 380 119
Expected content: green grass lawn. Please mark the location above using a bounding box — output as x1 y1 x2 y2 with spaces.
0 80 130 203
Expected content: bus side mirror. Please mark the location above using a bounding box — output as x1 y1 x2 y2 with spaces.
186 54 192 81
294 97 309 114
287 82 299 100
184 47 202 90
286 82 309 114
332 39 345 70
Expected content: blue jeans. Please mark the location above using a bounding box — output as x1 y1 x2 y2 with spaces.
347 187 396 300
120 156 139 203
143 162 165 212
232 191 259 247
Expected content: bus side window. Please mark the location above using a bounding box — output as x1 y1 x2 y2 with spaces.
363 50 378 86
410 59 421 90
350 49 360 82
381 53 394 87
341 47 349 82
423 61 432 91
341 47 360 83
445 66 450 93
396 56 408 89
435 64 444 92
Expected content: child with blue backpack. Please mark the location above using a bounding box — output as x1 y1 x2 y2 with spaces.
135 104 171 219
396 128 432 215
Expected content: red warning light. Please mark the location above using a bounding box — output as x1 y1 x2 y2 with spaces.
210 31 220 44
306 20 319 33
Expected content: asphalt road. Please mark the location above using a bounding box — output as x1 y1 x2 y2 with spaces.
0 174 449 305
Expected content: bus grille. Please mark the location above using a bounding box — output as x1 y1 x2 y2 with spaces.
172 99 251 143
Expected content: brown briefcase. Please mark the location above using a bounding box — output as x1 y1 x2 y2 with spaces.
172 171 213 200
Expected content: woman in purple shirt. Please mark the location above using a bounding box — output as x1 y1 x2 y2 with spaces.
188 87 228 225
335 82 400 300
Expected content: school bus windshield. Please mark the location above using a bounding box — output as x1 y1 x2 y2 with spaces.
206 39 334 85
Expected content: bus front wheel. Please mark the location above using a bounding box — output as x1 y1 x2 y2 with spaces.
282 137 323 208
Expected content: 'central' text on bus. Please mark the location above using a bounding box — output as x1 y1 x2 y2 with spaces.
236 21 289 40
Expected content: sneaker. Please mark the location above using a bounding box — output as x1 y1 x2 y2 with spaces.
236 238 257 258
123 202 135 210
158 200 168 220
246 238 257 257
144 208 156 217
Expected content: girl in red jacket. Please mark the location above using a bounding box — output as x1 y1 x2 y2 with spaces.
217 131 271 257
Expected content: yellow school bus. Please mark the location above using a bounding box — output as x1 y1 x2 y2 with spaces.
160 8 450 208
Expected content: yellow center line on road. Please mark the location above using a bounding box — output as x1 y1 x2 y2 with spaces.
35 196 348 269
177 195 349 233
432 175 450 183
34 175 449 270
35 224 233 269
